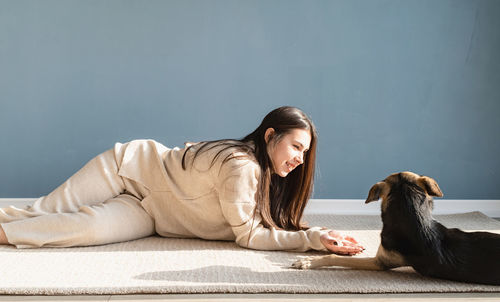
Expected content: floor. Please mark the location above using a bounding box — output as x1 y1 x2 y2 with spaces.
2 219 498 301
1 293 500 302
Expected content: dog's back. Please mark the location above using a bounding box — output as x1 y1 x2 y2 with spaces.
407 222 500 285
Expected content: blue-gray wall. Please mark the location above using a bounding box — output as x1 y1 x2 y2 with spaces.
1 0 499 199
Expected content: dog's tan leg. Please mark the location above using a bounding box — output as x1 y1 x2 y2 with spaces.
293 254 384 270
292 245 408 271
373 245 407 269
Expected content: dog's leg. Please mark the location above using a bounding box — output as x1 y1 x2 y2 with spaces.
292 245 407 271
292 254 384 270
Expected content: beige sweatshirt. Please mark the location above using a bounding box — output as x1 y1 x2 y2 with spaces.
115 139 327 252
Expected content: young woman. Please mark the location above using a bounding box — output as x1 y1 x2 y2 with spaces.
0 106 364 254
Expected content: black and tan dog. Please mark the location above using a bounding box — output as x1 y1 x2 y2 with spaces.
293 171 500 285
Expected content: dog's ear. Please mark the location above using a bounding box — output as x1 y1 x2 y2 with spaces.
365 182 389 204
418 176 443 197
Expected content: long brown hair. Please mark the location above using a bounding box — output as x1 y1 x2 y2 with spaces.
182 106 317 231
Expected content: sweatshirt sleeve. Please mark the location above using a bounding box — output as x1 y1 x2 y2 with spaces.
215 156 328 252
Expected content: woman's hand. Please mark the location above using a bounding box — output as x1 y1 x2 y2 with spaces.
320 230 365 255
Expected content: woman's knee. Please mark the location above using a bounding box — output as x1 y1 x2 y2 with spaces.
78 195 155 245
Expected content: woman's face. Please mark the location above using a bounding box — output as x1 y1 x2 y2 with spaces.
265 128 311 177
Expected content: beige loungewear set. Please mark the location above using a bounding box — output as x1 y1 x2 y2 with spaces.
0 140 327 251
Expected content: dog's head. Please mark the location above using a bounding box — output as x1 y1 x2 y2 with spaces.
365 171 443 213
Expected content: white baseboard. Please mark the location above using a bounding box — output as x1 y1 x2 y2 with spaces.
0 198 37 208
1 198 499 218
305 199 500 218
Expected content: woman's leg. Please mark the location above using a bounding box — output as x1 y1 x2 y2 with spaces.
1 194 155 248
0 148 127 223
0 225 7 245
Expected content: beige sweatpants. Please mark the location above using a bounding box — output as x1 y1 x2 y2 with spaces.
0 148 155 248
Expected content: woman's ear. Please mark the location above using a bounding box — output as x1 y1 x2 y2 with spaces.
264 128 275 143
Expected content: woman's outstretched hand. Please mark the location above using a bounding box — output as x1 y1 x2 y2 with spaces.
320 230 365 255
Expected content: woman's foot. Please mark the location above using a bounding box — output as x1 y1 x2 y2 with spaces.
0 225 10 245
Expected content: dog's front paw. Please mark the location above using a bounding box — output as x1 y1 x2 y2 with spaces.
292 257 314 269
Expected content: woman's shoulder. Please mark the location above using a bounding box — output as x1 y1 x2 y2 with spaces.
188 140 259 174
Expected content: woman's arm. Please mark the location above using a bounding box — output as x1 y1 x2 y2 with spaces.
215 157 329 251
231 214 328 251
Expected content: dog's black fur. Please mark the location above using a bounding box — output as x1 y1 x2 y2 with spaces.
379 173 500 285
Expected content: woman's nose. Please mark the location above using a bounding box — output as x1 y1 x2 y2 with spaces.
295 153 304 164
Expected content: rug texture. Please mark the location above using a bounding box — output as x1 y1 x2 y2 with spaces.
1 212 500 295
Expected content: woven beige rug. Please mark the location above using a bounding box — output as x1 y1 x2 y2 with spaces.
1 212 499 295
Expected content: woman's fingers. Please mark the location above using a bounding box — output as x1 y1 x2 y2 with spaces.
339 235 365 251
343 238 365 251
320 230 365 255
323 240 364 255
345 236 358 244
330 245 364 255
